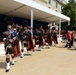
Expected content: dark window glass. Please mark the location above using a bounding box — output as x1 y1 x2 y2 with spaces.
56 2 58 8
48 0 51 4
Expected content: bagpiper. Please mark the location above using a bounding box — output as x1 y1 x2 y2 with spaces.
27 26 35 51
3 24 15 72
20 20 30 58
34 25 42 51
51 27 58 46
65 26 73 48
44 27 51 48
11 27 19 57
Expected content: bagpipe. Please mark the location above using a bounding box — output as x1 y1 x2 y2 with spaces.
3 31 10 38
12 24 22 29
23 31 30 41
34 31 41 44
34 33 40 40
11 32 18 45
44 32 49 38
51 31 56 38
3 31 13 48
44 32 49 42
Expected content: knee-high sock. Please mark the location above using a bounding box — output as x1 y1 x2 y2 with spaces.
6 58 10 70
11 55 14 64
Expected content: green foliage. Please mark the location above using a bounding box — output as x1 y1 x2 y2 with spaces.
62 0 76 29
61 22 68 30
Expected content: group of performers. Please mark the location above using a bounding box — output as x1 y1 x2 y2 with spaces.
3 17 58 72
2 16 76 73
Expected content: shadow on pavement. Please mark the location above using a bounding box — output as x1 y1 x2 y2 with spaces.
55 45 65 48
24 54 32 56
67 48 76 51
0 61 6 69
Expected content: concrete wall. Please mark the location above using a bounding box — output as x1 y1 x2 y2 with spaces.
33 0 63 13
51 0 61 13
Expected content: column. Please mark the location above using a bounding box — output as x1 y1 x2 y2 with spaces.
54 23 55 26
31 9 34 36
59 19 61 38
68 21 70 26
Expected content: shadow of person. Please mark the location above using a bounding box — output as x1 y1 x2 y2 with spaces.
55 46 65 48
67 48 76 51
0 61 6 69
24 54 32 56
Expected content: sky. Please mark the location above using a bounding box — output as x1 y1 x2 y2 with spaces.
65 0 68 2
65 0 76 2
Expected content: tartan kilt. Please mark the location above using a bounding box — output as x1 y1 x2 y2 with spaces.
12 45 18 57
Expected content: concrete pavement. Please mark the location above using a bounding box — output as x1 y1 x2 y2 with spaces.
0 42 76 75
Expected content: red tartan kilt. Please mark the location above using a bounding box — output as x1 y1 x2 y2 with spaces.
17 41 20 54
27 41 30 51
40 36 44 46
27 36 34 51
12 45 18 57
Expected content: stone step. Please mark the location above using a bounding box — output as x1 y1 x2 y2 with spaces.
0 44 5 57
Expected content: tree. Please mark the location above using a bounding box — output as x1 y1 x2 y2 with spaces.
62 0 76 29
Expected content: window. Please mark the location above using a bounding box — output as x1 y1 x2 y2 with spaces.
48 0 51 4
48 7 51 8
55 10 57 12
56 2 58 8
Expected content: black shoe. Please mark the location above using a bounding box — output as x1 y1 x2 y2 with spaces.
65 45 67 48
20 56 23 58
69 47 71 48
6 69 10 72
11 63 14 65
71 45 74 46
10 62 14 65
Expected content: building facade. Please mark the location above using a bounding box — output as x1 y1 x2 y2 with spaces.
33 0 67 13
33 0 67 30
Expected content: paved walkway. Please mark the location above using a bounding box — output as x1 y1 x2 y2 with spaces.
0 42 76 75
